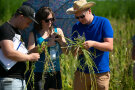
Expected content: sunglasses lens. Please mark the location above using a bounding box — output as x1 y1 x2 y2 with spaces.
75 17 79 19
45 18 54 23
75 15 85 19
80 15 85 18
51 18 55 22
45 19 49 23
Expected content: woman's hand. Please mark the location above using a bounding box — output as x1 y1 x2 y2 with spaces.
52 33 63 44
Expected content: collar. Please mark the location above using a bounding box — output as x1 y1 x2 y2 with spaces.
90 14 96 25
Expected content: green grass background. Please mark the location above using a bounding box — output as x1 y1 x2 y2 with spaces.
0 0 135 89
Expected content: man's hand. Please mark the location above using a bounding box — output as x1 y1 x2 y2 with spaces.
83 40 95 50
28 53 40 61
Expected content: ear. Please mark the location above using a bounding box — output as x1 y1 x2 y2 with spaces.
19 14 24 17
41 20 45 24
16 15 24 22
88 8 91 14
17 14 24 19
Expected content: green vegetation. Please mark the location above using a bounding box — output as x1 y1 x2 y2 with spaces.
0 0 26 23
109 18 135 90
91 0 135 19
60 35 97 89
0 0 135 90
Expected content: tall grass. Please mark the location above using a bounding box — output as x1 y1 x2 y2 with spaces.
109 18 135 90
90 0 135 19
0 0 135 90
60 35 97 89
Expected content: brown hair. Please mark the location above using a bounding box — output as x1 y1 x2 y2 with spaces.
34 7 55 32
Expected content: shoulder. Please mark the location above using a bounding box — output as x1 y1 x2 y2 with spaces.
96 16 110 23
95 16 112 28
0 22 12 32
55 28 63 34
0 22 15 41
73 21 81 26
56 27 62 31
95 15 107 20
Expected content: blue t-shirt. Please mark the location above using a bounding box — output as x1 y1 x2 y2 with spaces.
72 15 113 73
34 28 61 72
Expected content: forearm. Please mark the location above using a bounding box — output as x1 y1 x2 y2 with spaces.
1 40 39 61
5 50 31 61
93 41 113 52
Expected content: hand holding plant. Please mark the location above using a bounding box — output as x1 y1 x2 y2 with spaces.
83 40 95 50
28 53 40 61
52 33 64 45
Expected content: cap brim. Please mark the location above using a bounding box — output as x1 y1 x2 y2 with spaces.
66 2 96 14
29 16 39 24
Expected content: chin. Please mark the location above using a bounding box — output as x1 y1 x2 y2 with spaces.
80 20 85 24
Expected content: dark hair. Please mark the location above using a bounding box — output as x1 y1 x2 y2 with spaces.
34 7 55 31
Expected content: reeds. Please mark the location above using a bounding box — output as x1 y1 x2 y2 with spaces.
0 0 135 89
24 33 97 89
59 33 98 89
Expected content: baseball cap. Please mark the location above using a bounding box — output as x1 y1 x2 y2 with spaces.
16 5 38 24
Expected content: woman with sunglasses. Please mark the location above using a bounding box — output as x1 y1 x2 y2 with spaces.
27 7 66 90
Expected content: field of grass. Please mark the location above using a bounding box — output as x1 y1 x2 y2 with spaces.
109 18 135 90
91 0 135 19
0 0 135 90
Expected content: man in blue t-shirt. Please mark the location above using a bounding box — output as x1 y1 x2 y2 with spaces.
66 0 113 90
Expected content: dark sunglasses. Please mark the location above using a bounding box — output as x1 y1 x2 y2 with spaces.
75 15 85 19
44 18 55 23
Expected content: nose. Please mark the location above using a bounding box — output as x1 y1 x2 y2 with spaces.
48 20 52 24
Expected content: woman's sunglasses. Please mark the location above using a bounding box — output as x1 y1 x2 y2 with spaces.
44 18 55 23
75 15 85 19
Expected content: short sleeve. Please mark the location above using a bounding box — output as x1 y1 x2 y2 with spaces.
102 18 113 38
0 24 14 41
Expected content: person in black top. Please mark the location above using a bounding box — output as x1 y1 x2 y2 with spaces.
0 5 40 90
